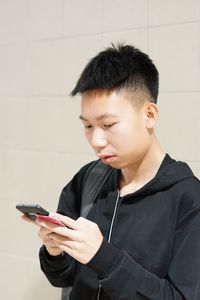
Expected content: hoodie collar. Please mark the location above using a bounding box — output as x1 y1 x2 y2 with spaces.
106 154 194 199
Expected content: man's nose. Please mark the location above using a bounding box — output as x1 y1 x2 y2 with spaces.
90 129 107 149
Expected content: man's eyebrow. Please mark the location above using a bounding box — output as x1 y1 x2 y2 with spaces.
79 113 118 121
79 115 88 121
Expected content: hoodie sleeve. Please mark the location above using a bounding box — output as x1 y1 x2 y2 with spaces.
39 161 95 287
39 245 76 287
87 206 200 300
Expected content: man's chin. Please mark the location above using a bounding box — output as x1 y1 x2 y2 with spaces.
102 158 122 170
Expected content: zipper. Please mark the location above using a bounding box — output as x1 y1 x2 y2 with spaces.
107 190 120 243
96 283 101 300
96 190 120 300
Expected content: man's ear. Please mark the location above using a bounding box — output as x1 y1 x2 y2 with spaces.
145 102 158 128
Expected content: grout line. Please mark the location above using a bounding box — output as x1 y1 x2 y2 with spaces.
159 90 200 94
100 0 104 47
0 91 200 99
0 20 199 47
147 19 200 30
185 162 200 165
0 252 39 263
146 0 150 53
185 160 200 163
101 0 105 34
0 148 95 156
27 31 103 44
0 94 69 98
61 0 65 38
0 149 199 163
97 20 200 33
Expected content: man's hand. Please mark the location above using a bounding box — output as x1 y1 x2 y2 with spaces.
21 214 63 256
36 213 103 264
38 226 63 256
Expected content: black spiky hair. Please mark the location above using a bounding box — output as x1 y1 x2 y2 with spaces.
71 43 159 103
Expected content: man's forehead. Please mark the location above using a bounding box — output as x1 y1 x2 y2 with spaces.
80 89 132 106
79 113 119 122
81 88 148 107
81 89 114 99
80 89 145 122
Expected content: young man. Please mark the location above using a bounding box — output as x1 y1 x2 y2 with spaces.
37 44 200 299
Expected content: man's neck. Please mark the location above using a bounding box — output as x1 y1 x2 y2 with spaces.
120 140 165 196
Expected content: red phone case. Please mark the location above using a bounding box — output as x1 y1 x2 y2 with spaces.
36 214 65 227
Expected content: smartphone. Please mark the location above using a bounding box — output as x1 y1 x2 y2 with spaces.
16 204 49 221
36 214 65 227
16 204 65 227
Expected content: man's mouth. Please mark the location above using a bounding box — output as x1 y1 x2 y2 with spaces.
99 155 116 163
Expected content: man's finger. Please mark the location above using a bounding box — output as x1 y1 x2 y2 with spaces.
21 214 37 226
36 217 78 240
49 212 78 230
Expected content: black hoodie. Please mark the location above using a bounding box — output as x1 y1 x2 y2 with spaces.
39 154 200 300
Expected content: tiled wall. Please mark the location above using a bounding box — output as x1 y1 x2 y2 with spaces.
0 1 199 299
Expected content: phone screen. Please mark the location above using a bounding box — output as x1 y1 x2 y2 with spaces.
36 215 65 227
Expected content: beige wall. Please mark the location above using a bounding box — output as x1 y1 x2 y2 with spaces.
0 0 199 299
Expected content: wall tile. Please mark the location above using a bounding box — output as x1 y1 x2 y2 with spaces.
28 0 63 41
27 40 63 96
55 152 97 191
149 0 200 26
103 0 148 31
0 150 96 215
19 152 96 211
0 254 60 300
21 152 63 207
102 28 148 52
187 161 200 179
0 0 28 44
0 98 26 149
24 97 61 152
149 23 200 92
63 0 103 36
0 151 28 203
58 97 94 154
155 92 200 161
0 1 200 299
62 35 102 95
0 150 64 207
0 44 28 95
0 200 42 257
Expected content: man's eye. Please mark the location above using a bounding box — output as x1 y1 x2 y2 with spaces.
104 123 116 128
84 125 92 129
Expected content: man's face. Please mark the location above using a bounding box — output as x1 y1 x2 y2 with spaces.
80 90 154 169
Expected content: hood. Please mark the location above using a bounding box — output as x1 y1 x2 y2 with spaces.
112 154 195 199
145 154 194 195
